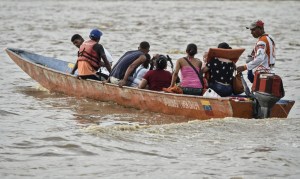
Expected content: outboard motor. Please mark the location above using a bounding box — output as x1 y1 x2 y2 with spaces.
252 72 285 118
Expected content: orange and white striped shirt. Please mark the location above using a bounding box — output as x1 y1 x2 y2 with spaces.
246 34 275 71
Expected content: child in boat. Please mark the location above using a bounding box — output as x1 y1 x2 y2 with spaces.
128 54 151 87
138 55 172 91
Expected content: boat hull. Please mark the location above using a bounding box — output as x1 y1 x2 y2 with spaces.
5 48 295 121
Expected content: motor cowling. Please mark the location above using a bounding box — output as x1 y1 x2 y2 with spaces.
252 71 285 118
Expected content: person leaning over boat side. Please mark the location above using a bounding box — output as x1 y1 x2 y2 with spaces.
201 42 235 97
128 54 151 87
237 20 276 83
70 33 113 79
109 41 150 87
139 55 172 91
169 43 203 96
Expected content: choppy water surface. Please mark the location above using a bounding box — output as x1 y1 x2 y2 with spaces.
1 0 300 178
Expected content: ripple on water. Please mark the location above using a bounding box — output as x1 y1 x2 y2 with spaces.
36 136 68 142
0 109 19 116
289 41 300 47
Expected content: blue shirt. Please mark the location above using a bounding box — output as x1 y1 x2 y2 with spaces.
110 50 143 79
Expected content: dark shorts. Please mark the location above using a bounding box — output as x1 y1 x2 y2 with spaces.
181 87 203 96
79 74 107 81
247 70 254 83
79 75 100 81
96 72 109 80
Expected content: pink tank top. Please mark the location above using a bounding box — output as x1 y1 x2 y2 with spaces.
181 66 202 88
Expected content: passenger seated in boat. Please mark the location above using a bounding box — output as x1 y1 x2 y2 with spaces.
201 42 235 97
128 54 151 87
71 34 84 49
169 43 203 96
139 55 172 91
109 41 150 87
70 33 113 80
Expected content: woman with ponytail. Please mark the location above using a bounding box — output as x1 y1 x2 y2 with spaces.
138 55 172 91
169 43 203 96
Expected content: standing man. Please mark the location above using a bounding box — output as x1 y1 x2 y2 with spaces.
109 41 150 87
237 20 276 83
70 29 111 80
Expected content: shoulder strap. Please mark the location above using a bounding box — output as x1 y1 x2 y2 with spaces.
262 34 275 46
183 57 204 87
268 36 275 46
133 67 143 78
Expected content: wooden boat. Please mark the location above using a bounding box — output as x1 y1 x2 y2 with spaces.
5 48 295 121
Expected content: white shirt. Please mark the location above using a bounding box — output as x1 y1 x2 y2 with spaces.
101 47 113 75
129 65 149 87
246 35 275 72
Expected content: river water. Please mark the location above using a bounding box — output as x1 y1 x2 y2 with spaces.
1 0 300 178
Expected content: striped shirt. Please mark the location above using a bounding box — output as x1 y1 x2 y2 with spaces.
247 34 275 71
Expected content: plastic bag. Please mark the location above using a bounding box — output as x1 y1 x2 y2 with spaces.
203 88 221 98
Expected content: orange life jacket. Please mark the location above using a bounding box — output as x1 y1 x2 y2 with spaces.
77 40 100 70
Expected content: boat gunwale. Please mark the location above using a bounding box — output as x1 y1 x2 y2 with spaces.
5 47 238 102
